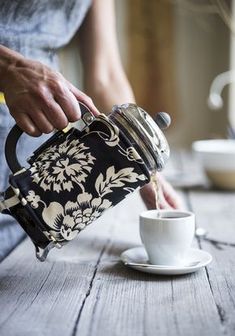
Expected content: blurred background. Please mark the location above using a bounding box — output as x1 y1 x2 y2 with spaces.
59 0 232 149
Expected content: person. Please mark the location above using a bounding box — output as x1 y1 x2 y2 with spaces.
0 0 182 257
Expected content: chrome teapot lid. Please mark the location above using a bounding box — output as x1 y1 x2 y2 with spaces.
110 103 170 172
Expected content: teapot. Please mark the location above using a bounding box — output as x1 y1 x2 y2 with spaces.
0 103 170 261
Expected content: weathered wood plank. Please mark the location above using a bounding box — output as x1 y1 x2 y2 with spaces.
73 192 222 336
0 198 120 336
179 150 235 334
189 190 235 334
0 151 233 336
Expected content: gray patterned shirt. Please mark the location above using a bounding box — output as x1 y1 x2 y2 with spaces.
0 0 92 68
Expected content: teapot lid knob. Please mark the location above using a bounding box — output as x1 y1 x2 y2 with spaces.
155 112 171 129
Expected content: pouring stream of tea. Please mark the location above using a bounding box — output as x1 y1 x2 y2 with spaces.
151 173 161 216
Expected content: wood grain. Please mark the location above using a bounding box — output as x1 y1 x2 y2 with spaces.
189 191 235 333
74 193 222 336
1 153 235 335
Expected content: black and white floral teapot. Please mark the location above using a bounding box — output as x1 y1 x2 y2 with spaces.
0 103 170 261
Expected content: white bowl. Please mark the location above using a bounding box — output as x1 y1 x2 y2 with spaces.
192 139 235 189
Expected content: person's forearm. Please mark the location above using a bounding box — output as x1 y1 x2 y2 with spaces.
78 0 135 113
84 71 135 113
0 45 24 92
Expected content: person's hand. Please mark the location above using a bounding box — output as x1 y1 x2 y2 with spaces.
2 56 100 136
140 172 184 210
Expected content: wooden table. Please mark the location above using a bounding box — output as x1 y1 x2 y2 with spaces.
0 152 235 336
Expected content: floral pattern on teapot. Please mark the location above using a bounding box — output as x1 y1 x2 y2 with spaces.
24 115 149 243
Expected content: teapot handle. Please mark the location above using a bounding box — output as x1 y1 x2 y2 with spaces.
5 102 95 174
5 124 23 173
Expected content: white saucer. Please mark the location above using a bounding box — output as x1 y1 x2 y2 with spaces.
120 246 212 275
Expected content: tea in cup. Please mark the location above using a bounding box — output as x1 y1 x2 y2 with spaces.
139 210 195 266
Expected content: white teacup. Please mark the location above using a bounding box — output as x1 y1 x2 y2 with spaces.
139 210 195 266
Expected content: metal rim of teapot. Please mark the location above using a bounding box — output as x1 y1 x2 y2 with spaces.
111 104 170 172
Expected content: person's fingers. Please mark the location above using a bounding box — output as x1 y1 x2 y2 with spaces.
40 98 69 130
157 173 184 209
14 112 42 136
159 199 171 210
140 173 184 210
33 83 69 130
139 182 156 210
140 182 171 210
8 91 68 132
22 93 69 131
157 185 172 210
53 84 81 122
30 110 54 134
66 81 100 117
163 185 184 209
